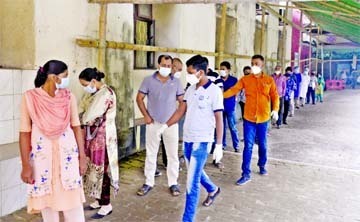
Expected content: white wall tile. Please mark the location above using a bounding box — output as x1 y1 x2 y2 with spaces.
21 70 36 93
0 157 22 190
0 120 14 145
13 70 22 94
13 95 22 120
1 185 23 216
0 69 14 96
19 183 28 209
0 188 2 216
14 119 20 142
0 96 14 121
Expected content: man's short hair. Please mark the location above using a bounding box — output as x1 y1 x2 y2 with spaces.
220 61 231 70
285 66 292 72
173 58 183 64
243 66 251 72
252 54 265 61
158 55 173 64
186 55 208 73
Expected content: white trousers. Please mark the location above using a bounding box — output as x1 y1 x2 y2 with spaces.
41 206 85 222
145 122 179 187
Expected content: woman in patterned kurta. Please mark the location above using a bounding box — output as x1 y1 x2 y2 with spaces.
19 60 87 222
78 68 119 219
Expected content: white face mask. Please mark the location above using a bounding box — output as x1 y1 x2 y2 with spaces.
173 71 181 79
304 71 309 75
275 71 281 75
158 67 171 77
83 82 97 94
55 77 70 89
219 70 227 77
186 72 200 85
251 66 262 75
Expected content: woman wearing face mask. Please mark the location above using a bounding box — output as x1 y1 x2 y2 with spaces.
78 68 119 219
19 60 87 222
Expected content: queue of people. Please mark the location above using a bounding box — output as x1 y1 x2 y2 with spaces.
18 55 325 222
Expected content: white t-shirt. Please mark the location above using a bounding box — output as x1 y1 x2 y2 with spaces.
183 80 224 143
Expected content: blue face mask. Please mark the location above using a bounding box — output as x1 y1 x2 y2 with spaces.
55 77 70 89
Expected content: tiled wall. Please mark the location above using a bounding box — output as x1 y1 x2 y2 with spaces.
0 69 36 145
0 68 36 217
0 156 27 216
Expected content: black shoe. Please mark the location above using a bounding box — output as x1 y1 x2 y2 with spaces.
169 184 181 196
276 125 280 129
213 160 224 169
155 169 162 177
283 122 288 125
91 211 113 219
137 184 153 196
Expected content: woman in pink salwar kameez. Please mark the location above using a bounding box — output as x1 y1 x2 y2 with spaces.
19 60 87 222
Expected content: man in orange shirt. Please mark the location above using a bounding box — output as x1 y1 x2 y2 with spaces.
223 55 279 185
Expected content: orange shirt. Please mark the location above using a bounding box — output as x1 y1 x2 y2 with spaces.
224 73 279 123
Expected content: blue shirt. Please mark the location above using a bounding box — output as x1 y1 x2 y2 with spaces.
294 72 302 98
285 78 296 101
138 72 184 123
222 75 238 112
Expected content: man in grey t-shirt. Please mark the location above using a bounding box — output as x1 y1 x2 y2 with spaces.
136 55 184 197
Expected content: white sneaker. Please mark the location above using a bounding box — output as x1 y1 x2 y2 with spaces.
91 204 113 219
97 204 112 216
89 201 101 209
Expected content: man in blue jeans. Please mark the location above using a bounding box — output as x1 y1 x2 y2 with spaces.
223 55 279 186
158 55 223 222
219 61 240 152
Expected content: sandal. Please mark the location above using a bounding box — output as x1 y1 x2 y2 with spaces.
169 184 181 196
137 184 153 196
202 187 221 207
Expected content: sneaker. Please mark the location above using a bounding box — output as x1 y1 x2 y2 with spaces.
259 167 268 175
236 176 251 186
283 122 288 125
91 204 113 219
137 184 153 196
155 169 162 177
84 200 101 211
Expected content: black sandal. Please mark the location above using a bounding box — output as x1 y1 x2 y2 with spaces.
169 184 181 196
202 187 221 207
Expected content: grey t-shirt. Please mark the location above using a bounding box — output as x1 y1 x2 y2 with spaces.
139 72 184 124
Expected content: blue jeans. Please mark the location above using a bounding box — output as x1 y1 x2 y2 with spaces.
223 110 240 149
242 120 268 177
182 142 217 222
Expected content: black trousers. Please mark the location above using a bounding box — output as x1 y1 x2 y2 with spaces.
306 87 316 104
239 101 245 119
277 97 284 126
283 100 290 124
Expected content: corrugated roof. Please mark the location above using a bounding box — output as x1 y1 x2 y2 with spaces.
293 0 360 43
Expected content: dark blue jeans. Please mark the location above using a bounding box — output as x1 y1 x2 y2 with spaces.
182 142 217 222
223 110 240 149
242 120 268 177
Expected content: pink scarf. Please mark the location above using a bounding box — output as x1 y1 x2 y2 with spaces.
25 88 71 139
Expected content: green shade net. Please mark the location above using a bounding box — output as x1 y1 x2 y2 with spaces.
294 0 360 43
